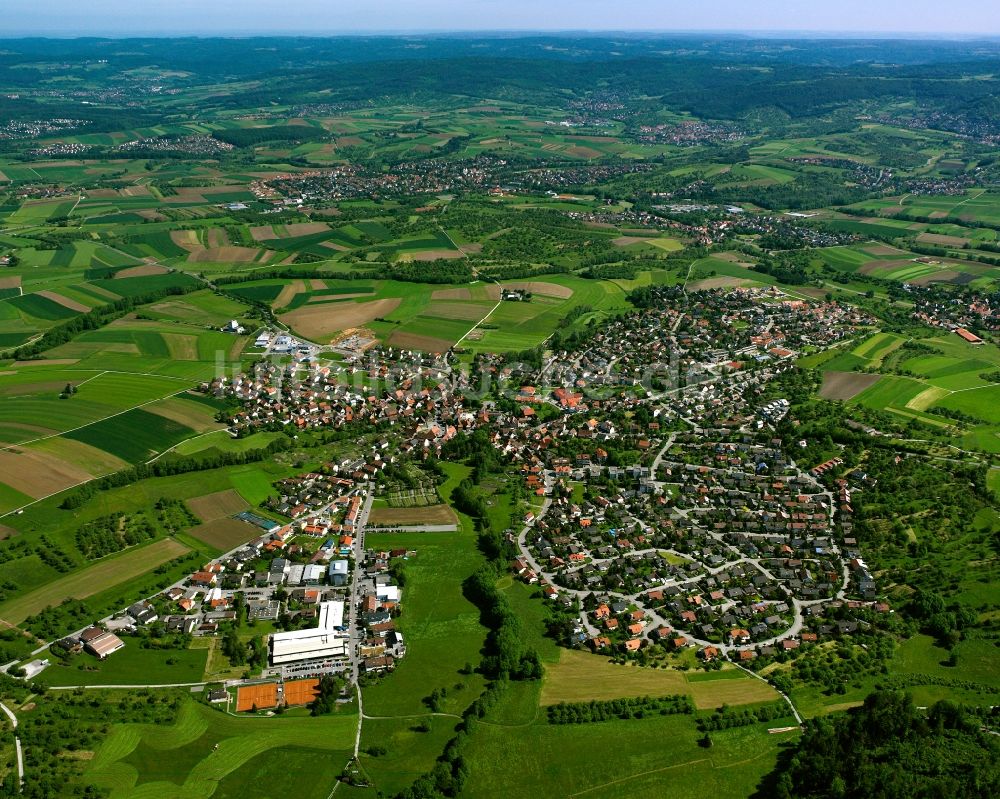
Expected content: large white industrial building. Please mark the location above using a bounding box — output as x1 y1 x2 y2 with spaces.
269 600 349 665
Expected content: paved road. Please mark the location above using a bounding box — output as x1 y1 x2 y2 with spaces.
0 700 24 790
732 661 803 725
516 449 852 658
348 485 374 761
48 682 207 690
353 684 363 758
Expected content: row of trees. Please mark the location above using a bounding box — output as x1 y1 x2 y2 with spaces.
60 436 293 509
696 701 788 731
7 281 200 360
547 694 693 724
463 565 543 680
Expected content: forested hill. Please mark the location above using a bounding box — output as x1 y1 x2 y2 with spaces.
249 56 1000 120
3 36 1000 125
2 34 1000 74
764 691 1000 799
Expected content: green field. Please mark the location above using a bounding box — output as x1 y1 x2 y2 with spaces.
86 698 356 799
38 644 209 687
64 407 198 463
461 712 795 799
363 465 487 718
849 374 926 411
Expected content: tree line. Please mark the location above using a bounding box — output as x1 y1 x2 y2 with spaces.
59 436 292 509
547 694 693 724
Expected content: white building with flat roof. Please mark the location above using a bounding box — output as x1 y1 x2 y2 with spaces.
269 600 349 665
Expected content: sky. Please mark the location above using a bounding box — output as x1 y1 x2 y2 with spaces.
5 0 1000 37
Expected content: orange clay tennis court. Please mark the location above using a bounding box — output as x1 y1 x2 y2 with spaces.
236 682 278 711
283 678 320 706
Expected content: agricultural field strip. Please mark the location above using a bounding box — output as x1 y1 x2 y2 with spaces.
0 369 192 452
0 378 202 517
0 537 190 625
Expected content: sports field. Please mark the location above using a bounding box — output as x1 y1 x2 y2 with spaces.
283 679 320 706
236 682 278 712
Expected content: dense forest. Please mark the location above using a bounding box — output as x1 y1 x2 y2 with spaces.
764 691 1000 799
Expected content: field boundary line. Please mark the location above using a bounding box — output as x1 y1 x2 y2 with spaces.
0 385 202 518
453 278 503 348
57 368 193 382
0 385 190 455
566 757 712 797
146 429 221 465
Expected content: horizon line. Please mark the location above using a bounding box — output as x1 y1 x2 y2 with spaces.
1 29 999 41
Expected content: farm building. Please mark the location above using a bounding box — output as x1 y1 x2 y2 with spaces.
80 627 126 660
270 600 349 665
955 327 984 344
